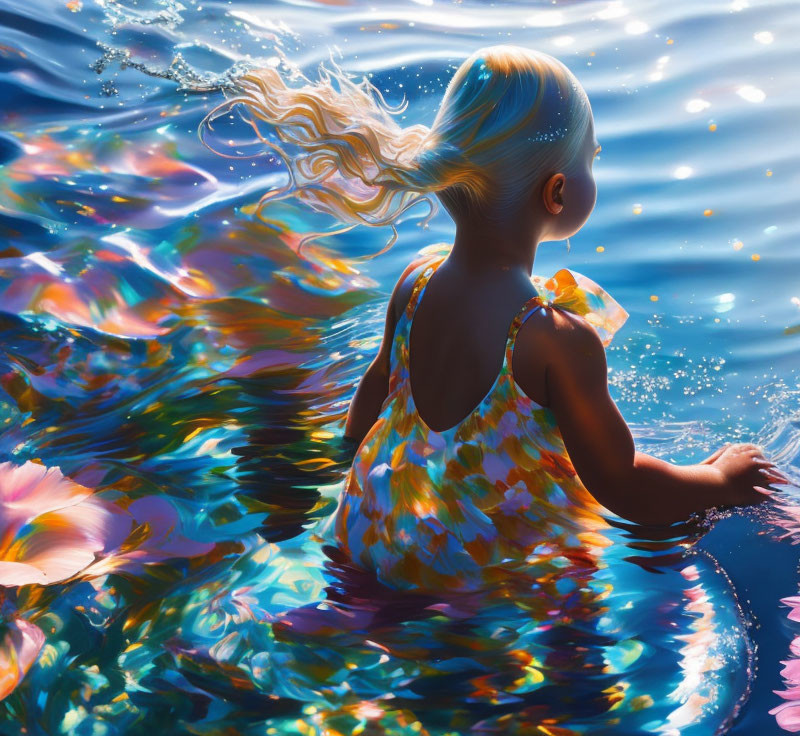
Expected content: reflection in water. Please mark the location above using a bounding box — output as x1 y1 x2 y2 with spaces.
159 512 754 735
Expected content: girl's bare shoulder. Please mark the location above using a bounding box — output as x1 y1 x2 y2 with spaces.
514 304 606 377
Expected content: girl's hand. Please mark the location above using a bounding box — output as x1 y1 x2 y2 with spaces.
702 442 790 506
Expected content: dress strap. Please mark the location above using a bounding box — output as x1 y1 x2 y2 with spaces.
504 294 545 368
387 254 447 383
403 254 447 322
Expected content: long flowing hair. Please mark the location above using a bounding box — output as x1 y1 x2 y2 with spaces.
200 45 592 258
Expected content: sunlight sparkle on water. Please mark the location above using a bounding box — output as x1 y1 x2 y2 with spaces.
714 293 736 313
597 2 629 20
737 85 766 103
525 11 564 27
625 20 649 34
650 56 669 81
686 98 711 113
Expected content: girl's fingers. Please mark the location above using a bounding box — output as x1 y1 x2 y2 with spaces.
757 464 789 477
759 468 790 484
754 486 777 496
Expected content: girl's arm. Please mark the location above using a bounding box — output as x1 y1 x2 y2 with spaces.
344 255 432 445
544 309 789 526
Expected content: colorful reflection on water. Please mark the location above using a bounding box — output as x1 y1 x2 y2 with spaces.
1 0 800 733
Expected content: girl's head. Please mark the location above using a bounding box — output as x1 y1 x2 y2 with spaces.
427 46 599 240
202 45 597 255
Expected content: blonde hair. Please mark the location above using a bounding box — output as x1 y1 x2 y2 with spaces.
200 45 592 257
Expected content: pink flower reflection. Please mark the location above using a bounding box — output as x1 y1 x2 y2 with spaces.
0 461 215 700
768 495 800 732
771 701 800 733
0 618 45 701
0 461 215 586
0 461 130 587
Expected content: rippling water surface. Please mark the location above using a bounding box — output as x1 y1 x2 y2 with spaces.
1 0 800 733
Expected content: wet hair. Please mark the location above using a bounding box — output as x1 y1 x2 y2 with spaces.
200 45 592 256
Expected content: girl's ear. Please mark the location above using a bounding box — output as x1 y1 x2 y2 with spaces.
543 173 565 215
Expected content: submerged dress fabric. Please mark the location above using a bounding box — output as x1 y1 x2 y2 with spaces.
335 242 630 598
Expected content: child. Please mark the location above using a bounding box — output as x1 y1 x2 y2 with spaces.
331 46 790 592
208 45 789 594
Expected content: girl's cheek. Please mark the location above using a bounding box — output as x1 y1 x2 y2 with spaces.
576 171 596 220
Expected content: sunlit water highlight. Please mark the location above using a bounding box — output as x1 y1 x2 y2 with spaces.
0 0 799 733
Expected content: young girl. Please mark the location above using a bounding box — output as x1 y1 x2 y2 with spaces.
328 45 790 593
210 45 789 596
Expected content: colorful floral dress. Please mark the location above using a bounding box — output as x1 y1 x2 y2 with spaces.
334 242 629 600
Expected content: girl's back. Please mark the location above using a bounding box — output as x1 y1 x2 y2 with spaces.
334 243 628 595
406 247 551 431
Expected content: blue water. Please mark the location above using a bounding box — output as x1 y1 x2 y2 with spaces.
1 0 799 733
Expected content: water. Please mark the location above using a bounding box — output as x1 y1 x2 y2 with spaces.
0 0 799 733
